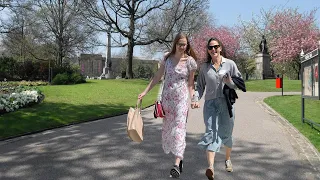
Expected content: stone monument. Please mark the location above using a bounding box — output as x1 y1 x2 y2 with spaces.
100 27 114 79
255 35 273 79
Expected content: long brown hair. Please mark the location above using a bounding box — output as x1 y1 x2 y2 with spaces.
206 37 226 63
165 32 197 61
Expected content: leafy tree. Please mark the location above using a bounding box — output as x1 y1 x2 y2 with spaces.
239 8 320 80
81 0 209 78
0 56 17 80
234 52 256 80
135 63 146 79
268 9 320 79
1 1 35 61
30 0 98 67
1 0 98 69
238 8 274 55
144 65 155 79
142 1 210 57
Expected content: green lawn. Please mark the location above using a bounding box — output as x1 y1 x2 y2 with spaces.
0 79 159 139
264 95 320 151
245 79 301 92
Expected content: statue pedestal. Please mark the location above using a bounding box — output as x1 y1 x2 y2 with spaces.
105 71 113 79
255 53 273 79
99 67 114 79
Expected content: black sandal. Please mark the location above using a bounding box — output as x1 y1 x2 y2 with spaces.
170 165 180 178
179 160 183 173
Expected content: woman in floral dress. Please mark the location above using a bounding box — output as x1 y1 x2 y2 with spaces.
138 32 197 178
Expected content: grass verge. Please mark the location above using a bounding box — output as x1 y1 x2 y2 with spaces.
245 79 300 92
264 95 320 151
0 79 158 139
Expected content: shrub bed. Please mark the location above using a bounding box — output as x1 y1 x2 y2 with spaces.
0 85 44 114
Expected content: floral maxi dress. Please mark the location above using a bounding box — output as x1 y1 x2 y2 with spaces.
160 56 197 159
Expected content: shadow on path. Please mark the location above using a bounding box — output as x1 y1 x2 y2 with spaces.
0 106 317 180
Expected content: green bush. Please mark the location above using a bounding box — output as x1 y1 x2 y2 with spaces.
52 73 70 85
0 57 18 80
52 73 86 85
70 73 86 84
133 63 156 79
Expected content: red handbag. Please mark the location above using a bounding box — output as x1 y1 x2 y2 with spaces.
154 100 165 118
154 56 168 119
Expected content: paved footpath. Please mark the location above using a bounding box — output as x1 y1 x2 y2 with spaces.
0 92 319 180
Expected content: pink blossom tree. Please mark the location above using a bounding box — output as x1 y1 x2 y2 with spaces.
268 9 320 78
190 26 241 62
269 9 319 62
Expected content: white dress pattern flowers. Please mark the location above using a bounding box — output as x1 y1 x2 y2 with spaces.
160 56 197 159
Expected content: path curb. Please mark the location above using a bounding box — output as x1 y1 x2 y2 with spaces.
257 96 320 179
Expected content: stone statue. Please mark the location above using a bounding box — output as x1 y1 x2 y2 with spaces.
108 60 112 69
259 35 268 53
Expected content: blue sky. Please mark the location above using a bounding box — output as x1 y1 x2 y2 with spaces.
2 1 318 58
123 0 320 58
210 0 320 27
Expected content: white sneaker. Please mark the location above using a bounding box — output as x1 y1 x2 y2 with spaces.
225 160 233 172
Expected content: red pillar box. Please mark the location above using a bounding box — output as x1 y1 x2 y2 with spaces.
276 77 282 88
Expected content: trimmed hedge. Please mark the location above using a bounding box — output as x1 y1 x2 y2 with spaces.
51 73 86 85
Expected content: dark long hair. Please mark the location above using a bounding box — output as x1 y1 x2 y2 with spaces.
165 32 197 61
206 37 226 63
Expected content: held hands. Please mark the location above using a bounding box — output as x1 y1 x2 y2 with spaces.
191 102 200 109
191 94 200 109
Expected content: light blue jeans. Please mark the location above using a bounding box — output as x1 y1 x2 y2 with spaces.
198 97 235 152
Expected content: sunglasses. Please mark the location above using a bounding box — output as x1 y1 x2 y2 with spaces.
208 45 220 50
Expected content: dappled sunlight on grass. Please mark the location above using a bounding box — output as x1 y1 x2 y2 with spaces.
0 79 159 139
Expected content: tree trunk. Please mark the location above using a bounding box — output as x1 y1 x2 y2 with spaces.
126 1 135 79
126 37 134 79
297 63 301 80
58 0 64 67
58 42 63 67
294 58 301 80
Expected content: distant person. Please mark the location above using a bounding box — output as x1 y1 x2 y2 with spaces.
192 37 245 180
138 32 198 178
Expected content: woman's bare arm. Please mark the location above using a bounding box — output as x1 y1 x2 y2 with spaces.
142 63 165 94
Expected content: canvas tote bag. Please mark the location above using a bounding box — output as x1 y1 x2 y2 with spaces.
127 99 144 142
